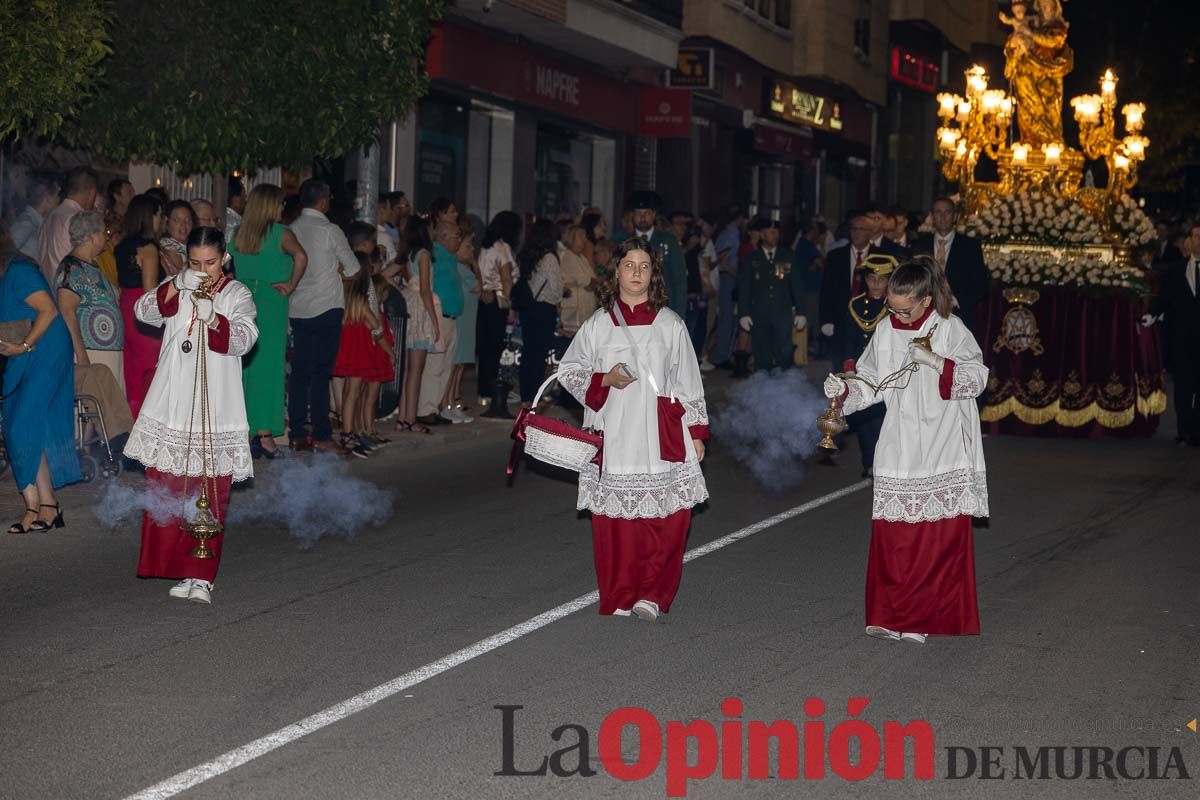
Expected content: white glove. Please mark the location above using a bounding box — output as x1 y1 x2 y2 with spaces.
820 323 834 337
173 269 205 292
1139 313 1157 328
908 343 945 372
193 297 215 324
739 316 753 332
793 314 807 331
823 373 846 398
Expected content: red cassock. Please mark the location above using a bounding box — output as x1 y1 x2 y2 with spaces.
865 516 980 635
554 299 711 617
592 510 692 615
137 469 233 584
839 307 990 637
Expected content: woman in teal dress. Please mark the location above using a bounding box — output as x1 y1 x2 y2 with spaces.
230 184 307 458
0 238 82 533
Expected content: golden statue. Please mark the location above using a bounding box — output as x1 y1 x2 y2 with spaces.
1001 0 1073 145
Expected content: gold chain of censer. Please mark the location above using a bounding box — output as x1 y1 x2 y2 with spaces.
816 324 938 451
181 275 224 557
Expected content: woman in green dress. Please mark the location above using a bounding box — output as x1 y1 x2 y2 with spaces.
230 184 308 458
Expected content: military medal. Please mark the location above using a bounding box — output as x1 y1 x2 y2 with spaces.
181 339 192 354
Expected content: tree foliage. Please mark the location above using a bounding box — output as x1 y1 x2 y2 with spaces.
0 0 111 140
78 0 442 174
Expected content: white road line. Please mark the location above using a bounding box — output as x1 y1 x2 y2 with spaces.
123 479 871 800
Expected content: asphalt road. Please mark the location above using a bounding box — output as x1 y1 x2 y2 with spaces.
1 382 1198 800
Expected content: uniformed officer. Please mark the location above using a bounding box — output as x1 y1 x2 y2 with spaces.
736 217 807 373
615 190 688 319
842 253 896 478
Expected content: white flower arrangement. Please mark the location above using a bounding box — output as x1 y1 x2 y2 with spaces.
984 250 1146 292
1110 194 1156 246
961 191 1102 245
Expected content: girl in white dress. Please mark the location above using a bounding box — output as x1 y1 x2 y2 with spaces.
823 256 988 643
556 237 710 621
124 227 259 605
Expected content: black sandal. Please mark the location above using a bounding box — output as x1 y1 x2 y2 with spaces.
9 507 50 534
40 503 65 529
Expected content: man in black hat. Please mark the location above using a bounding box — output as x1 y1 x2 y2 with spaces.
621 190 688 319
735 217 806 373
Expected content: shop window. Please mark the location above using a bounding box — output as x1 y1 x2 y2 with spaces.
854 2 871 59
415 94 468 212
465 103 514 222
775 0 790 29
757 0 770 17
535 124 615 222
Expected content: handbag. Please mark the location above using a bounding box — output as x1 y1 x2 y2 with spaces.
508 374 603 476
0 319 32 345
612 303 688 463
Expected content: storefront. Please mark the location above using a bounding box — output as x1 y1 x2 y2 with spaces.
419 20 639 224
884 43 943 215
763 76 874 227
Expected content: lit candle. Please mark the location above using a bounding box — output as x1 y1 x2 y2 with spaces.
956 100 971 123
1043 143 1062 164
966 65 987 96
1113 153 1130 171
1122 102 1145 132
1011 143 1030 162
1101 69 1117 101
955 141 968 159
1123 135 1148 159
1071 95 1100 124
937 93 958 119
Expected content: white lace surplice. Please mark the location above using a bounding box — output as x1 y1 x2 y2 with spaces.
557 308 709 520
124 279 259 481
842 311 989 522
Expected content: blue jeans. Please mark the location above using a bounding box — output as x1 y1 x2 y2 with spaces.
288 308 343 441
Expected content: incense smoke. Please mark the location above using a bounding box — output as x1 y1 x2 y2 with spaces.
711 369 827 491
96 455 394 547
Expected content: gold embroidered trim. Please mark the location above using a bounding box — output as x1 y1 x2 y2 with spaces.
980 391 1167 428
847 296 888 333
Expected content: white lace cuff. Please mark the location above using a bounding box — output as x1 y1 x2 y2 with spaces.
872 468 989 523
681 398 709 427
557 368 592 406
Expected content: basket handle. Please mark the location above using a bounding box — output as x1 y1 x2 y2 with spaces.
531 374 559 408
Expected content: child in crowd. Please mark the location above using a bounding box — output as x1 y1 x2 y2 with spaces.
334 252 389 458
841 254 895 478
359 248 396 446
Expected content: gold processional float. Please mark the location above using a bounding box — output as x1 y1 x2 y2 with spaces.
819 0 1162 447
181 275 223 558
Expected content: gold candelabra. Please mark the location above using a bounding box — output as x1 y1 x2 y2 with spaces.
1070 70 1148 202
935 64 1147 214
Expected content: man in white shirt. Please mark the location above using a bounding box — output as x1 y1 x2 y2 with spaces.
375 193 399 263
286 179 360 454
10 175 60 259
224 176 246 241
38 166 98 283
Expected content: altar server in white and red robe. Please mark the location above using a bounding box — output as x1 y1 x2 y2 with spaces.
557 236 710 621
123 227 258 605
824 256 988 643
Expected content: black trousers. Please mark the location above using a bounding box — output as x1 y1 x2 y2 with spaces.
518 303 557 403
750 312 793 372
288 308 343 441
476 299 507 398
1173 354 1199 439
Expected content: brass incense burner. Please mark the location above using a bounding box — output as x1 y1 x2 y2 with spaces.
182 485 223 559
815 324 938 452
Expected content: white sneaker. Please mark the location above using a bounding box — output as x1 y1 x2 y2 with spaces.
168 579 194 599
700 359 716 372
440 406 474 424
900 632 927 644
865 625 901 641
612 608 632 617
188 580 213 604
632 599 659 622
